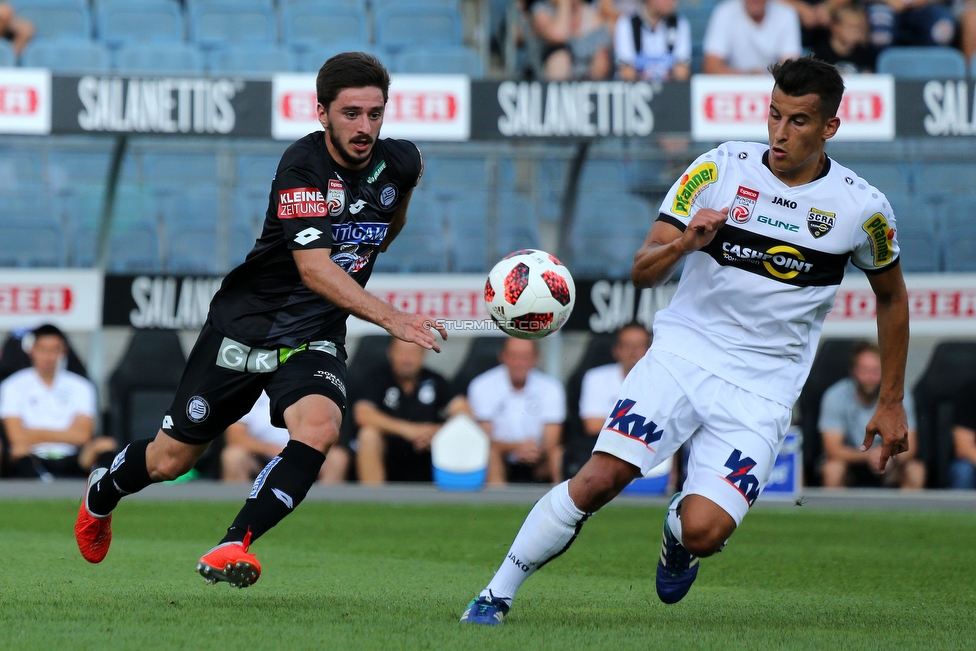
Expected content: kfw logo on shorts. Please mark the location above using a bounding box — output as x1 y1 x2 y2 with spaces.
605 399 664 449
722 450 761 506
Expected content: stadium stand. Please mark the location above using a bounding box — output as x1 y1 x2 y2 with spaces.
280 1 369 51
21 38 111 73
914 342 976 487
876 46 968 79
188 0 277 49
941 196 976 273
114 42 205 74
15 0 91 41
0 40 14 66
94 0 185 48
373 5 464 53
207 44 297 74
393 45 484 77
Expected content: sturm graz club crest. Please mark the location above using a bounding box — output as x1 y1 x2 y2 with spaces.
807 208 836 239
186 396 210 423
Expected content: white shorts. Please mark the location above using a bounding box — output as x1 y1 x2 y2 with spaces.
593 350 792 525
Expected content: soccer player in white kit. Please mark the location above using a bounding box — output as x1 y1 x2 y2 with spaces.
460 56 910 624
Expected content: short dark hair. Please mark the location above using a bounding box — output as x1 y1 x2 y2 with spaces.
316 52 391 111
32 323 66 343
849 340 880 370
616 321 652 345
768 56 845 120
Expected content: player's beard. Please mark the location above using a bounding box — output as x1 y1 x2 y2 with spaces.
327 124 373 168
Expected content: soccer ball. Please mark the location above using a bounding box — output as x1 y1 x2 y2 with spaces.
484 249 576 340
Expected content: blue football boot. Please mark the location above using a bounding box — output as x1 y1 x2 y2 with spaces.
655 493 700 604
459 592 510 625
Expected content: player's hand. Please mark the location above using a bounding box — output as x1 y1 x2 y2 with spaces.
386 312 448 353
411 423 440 451
862 400 909 472
680 207 729 252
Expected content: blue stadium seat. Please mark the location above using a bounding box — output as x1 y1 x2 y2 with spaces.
370 0 458 9
495 192 540 259
16 0 91 41
571 194 652 277
232 189 269 234
21 39 111 73
159 185 220 229
0 224 66 267
236 153 279 184
107 223 161 273
374 6 463 52
392 45 484 77
143 152 218 188
229 223 258 264
911 162 976 194
845 162 912 196
442 191 489 272
95 0 185 47
885 193 941 272
165 225 220 273
114 43 205 74
876 46 967 80
535 158 568 223
422 156 487 189
281 1 368 50
580 159 628 190
0 40 14 67
189 2 276 48
296 42 387 72
375 196 447 272
0 149 43 190
207 44 297 74
939 196 976 272
48 151 111 190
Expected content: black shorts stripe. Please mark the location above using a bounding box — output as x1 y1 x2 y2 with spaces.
700 224 850 287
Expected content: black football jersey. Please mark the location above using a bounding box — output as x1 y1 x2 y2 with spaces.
209 133 423 349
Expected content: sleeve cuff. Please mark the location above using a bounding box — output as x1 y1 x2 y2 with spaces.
656 213 687 231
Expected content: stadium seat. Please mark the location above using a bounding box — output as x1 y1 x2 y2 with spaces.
876 46 967 80
562 333 617 479
796 339 858 487
0 149 43 190
95 0 185 47
883 193 941 272
232 187 271 234
188 1 276 48
941 196 976 272
48 150 112 191
422 156 487 189
392 45 484 77
143 152 219 188
580 159 628 190
373 6 463 52
165 224 220 273
914 342 976 487
495 191 541 259
370 0 458 9
107 223 160 272
114 42 205 75
158 185 220 229
207 44 297 74
296 42 388 72
107 329 186 445
281 1 368 50
228 223 258 264
374 194 447 272
0 224 65 267
0 328 88 384
235 153 280 184
843 162 912 196
911 162 976 194
16 0 91 41
0 40 14 67
442 191 489 272
21 39 111 74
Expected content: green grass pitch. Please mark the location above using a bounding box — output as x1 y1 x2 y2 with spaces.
2 499 974 650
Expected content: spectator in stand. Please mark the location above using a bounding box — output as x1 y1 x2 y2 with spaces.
819 341 925 489
0 3 34 58
529 0 613 80
613 0 692 81
812 4 878 73
780 0 849 49
866 0 955 49
353 339 468 484
954 0 976 62
702 0 803 74
949 377 976 489
0 324 116 480
579 323 652 438
468 338 565 485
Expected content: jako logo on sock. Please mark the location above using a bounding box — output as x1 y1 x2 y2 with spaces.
249 456 282 499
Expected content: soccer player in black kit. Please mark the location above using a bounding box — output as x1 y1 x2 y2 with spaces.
74 52 447 588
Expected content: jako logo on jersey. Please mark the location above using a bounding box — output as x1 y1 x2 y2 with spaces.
723 449 761 506
605 399 664 448
729 186 758 224
278 188 327 219
332 222 388 246
672 162 718 216
757 215 799 232
367 160 386 184
326 179 345 217
862 212 894 266
721 242 813 279
807 208 836 239
294 227 322 246
348 200 368 214
771 197 797 209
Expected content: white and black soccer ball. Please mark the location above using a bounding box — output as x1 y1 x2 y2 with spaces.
484 249 576 340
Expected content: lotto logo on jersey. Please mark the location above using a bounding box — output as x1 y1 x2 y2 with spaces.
278 187 327 219
722 449 761 506
729 186 758 224
672 162 718 216
807 208 836 239
326 179 345 217
604 398 664 449
862 212 894 267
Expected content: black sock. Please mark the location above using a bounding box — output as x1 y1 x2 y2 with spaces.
93 450 117 471
87 438 154 517
220 440 325 546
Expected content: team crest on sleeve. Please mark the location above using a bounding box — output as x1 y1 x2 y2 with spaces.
729 186 759 224
862 212 894 266
807 208 836 239
672 162 718 216
326 179 345 217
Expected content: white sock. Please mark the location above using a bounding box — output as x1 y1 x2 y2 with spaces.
481 481 588 604
667 497 684 544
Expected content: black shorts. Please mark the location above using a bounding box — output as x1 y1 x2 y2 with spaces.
162 321 348 445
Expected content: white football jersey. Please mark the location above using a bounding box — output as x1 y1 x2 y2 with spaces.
652 141 900 407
